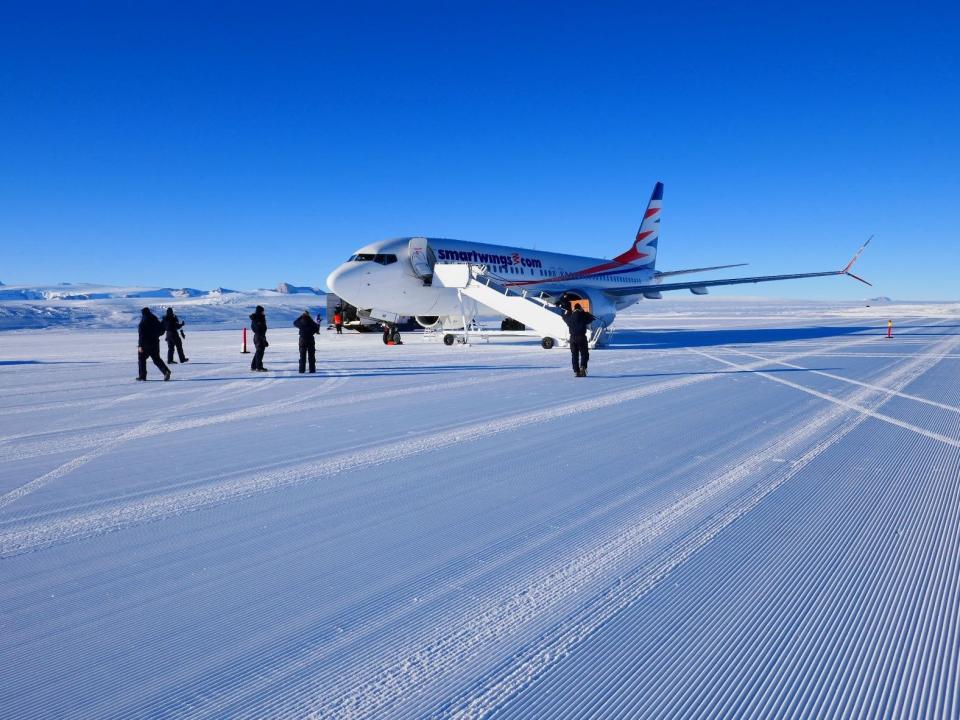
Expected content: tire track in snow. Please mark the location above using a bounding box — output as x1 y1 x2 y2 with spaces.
0 369 355 474
0 349 689 460
305 331 960 720
0 363 236 445
721 347 960 416
0 334 882 557
691 349 960 449
0 364 303 451
0 364 234 508
0 374 346 512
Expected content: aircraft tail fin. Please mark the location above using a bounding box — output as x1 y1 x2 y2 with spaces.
614 181 663 268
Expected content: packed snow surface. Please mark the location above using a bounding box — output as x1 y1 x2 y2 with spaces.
1 301 960 718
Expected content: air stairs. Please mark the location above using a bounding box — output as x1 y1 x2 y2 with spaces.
432 263 606 349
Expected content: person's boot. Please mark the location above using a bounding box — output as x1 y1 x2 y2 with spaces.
163 370 172 381
169 360 178 364
136 376 146 381
182 358 189 363
581 367 588 377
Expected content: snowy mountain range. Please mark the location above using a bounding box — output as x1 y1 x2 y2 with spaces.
0 282 329 330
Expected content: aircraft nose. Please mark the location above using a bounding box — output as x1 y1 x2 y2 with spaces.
326 263 360 302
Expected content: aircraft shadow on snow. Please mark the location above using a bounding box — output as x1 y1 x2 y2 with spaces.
588 366 841 379
608 325 876 349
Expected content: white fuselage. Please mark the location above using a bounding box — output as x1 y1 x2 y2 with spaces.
326 237 652 324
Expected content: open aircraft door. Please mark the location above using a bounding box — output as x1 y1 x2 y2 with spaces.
408 237 436 284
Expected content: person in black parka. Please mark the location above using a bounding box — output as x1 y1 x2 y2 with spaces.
163 307 188 364
250 305 268 371
137 307 171 381
293 310 320 373
562 303 596 377
556 291 579 315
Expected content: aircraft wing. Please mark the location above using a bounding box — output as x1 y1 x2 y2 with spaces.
603 239 872 297
654 263 748 278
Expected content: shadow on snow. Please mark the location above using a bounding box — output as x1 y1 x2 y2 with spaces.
0 360 98 366
609 325 876 349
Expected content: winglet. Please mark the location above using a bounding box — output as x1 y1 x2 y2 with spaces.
843 236 873 286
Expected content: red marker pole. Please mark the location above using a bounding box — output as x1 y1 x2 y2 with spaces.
886 319 893 339
242 327 250 353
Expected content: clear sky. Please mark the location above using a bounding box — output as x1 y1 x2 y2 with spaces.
1 2 958 298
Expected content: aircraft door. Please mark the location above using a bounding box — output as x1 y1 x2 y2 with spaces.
408 237 435 283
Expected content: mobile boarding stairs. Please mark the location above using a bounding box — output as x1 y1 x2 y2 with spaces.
432 263 607 349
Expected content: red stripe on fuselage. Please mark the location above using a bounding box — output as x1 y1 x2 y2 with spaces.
505 255 648 287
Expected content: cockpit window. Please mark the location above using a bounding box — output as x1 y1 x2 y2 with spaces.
347 253 396 264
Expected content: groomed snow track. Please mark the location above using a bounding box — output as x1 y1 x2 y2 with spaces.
1 308 959 719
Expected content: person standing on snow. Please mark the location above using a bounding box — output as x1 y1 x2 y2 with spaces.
163 307 188 364
333 307 343 334
293 310 321 373
562 303 595 377
137 307 171 381
250 305 269 372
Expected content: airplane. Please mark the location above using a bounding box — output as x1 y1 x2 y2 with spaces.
325 182 871 347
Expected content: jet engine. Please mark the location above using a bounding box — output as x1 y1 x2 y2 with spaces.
414 315 442 329
556 290 617 327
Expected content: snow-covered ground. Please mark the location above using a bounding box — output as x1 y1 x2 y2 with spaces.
2 301 960 718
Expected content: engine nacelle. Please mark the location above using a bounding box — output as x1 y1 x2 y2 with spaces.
414 315 442 329
560 289 617 327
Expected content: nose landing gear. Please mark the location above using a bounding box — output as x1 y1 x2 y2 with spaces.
382 324 403 345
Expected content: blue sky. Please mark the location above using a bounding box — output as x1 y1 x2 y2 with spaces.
1 2 958 298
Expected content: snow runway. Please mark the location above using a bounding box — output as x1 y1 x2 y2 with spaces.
1 306 959 718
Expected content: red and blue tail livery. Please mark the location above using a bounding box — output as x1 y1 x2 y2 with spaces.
614 181 663 267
